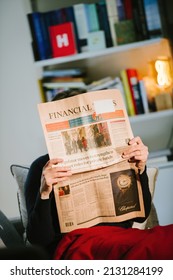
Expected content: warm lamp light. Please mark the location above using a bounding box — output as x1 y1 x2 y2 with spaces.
155 56 173 88
144 56 173 111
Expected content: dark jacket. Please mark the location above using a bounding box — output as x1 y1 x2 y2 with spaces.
25 154 151 258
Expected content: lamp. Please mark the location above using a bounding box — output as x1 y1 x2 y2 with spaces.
155 56 173 88
144 56 173 111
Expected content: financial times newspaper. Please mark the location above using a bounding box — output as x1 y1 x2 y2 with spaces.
38 89 145 232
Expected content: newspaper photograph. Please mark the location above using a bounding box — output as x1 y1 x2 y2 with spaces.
37 89 134 173
53 161 145 233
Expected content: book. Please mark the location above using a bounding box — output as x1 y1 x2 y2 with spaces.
73 3 100 52
43 77 89 84
114 19 136 45
87 30 106 51
49 22 77 58
73 3 89 41
143 0 162 38
120 70 136 116
42 68 86 78
105 0 119 46
87 76 113 91
157 0 170 39
62 6 81 53
96 0 113 48
131 0 149 41
138 79 150 114
116 0 126 20
46 8 62 26
126 69 145 115
43 81 87 90
72 3 88 52
27 12 52 60
155 93 173 111
85 3 100 32
38 79 46 102
123 0 133 19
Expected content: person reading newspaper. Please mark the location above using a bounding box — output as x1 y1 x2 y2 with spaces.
24 90 151 259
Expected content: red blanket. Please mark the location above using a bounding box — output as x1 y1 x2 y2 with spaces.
54 225 173 260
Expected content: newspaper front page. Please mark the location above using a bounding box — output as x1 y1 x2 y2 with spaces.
38 89 145 232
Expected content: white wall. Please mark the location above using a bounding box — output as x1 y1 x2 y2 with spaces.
0 0 47 218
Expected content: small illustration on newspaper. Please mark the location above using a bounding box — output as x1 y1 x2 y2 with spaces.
38 89 145 232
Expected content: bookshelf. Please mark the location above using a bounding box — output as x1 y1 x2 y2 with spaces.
35 38 163 67
26 0 173 155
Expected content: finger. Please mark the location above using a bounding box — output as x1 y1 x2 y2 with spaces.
52 166 72 172
57 176 72 182
49 175 72 186
128 136 142 145
43 171 72 187
54 171 72 178
122 148 148 161
122 150 141 159
44 158 64 169
122 144 142 156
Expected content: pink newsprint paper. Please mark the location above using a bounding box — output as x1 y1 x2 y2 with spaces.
38 89 145 232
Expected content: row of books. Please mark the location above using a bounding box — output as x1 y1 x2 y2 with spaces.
39 67 149 116
27 0 165 61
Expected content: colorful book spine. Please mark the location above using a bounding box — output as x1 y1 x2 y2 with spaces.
38 79 46 102
116 0 126 21
131 0 149 41
61 6 81 53
73 3 90 52
27 12 51 60
73 3 100 52
96 0 113 48
43 81 87 89
120 70 136 116
123 0 133 19
48 8 62 26
42 68 86 78
155 0 169 38
105 0 119 46
73 3 88 41
126 69 145 115
143 0 162 38
138 79 150 114
114 19 136 45
85 3 100 32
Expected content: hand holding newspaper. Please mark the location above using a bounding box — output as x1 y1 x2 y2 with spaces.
38 89 145 232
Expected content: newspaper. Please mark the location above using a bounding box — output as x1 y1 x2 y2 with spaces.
38 89 145 232
38 89 133 173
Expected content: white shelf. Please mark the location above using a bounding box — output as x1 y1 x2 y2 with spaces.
130 109 173 152
34 38 163 68
129 108 173 124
